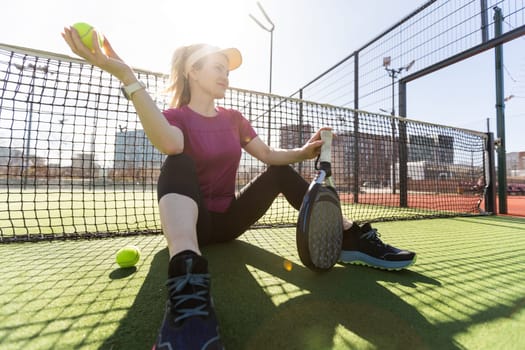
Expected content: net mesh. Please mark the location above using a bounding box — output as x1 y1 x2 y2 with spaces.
292 0 525 111
0 44 489 242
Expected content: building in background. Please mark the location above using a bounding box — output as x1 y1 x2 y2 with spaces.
507 151 525 177
408 134 454 164
279 124 316 179
112 129 164 184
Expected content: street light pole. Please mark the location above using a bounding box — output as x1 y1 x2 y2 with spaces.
13 62 50 188
383 58 415 116
269 28 274 94
382 57 415 194
249 1 275 94
249 2 275 145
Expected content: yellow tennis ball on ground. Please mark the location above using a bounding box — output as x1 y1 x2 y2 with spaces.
116 245 141 268
283 259 293 271
72 22 103 50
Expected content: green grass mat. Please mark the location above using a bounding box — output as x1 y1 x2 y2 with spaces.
1 216 524 349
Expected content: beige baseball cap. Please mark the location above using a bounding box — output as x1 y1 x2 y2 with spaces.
184 45 242 77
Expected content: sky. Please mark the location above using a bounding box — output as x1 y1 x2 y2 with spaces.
1 0 524 153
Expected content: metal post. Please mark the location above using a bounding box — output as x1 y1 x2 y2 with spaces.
391 73 395 116
14 63 49 189
353 52 360 203
249 2 275 146
298 89 304 175
390 73 397 195
494 6 507 214
23 78 35 189
269 29 273 94
266 97 271 148
485 132 496 213
249 2 275 94
398 81 408 208
383 58 414 199
480 0 489 43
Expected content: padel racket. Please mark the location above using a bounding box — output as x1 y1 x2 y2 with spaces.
296 130 343 271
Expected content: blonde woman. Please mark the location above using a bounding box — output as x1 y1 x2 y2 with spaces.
62 27 415 349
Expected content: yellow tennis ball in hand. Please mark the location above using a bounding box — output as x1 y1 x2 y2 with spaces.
116 245 141 268
72 22 103 50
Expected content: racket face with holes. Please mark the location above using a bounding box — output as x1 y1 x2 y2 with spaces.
296 183 343 271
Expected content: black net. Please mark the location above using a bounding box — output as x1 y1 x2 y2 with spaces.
0 44 489 242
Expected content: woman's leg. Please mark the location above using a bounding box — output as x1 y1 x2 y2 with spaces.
157 154 204 258
212 165 353 243
209 165 309 242
158 193 200 258
154 154 223 349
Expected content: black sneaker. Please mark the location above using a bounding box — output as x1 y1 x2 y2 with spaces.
153 251 224 350
339 223 416 270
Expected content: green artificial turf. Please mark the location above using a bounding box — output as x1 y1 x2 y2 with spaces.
0 216 524 349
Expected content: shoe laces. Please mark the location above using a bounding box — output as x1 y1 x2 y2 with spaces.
166 272 211 323
360 228 387 248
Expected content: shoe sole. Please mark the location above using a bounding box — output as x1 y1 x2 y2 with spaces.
338 251 416 271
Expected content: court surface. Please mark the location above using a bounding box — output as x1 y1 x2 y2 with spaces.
0 216 524 350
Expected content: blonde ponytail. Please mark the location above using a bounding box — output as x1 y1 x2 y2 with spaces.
166 44 207 108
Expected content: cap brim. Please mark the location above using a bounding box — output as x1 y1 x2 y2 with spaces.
219 48 242 71
185 45 243 77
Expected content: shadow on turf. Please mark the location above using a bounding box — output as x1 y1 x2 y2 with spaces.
98 241 449 350
204 241 450 350
100 248 169 350
109 266 137 279
99 238 521 350
454 215 525 230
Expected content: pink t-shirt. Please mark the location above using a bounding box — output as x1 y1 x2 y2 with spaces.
162 105 258 212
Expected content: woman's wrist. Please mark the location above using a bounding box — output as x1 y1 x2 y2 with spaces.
118 68 138 86
294 148 302 162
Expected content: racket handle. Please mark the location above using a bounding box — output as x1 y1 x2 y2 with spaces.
319 130 332 164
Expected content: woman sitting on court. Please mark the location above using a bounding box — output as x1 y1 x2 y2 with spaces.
62 28 416 349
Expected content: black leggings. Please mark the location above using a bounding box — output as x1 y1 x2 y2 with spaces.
157 154 308 246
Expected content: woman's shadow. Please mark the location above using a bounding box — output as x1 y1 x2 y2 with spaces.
100 239 457 350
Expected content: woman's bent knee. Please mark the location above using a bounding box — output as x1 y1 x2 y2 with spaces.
157 154 201 204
